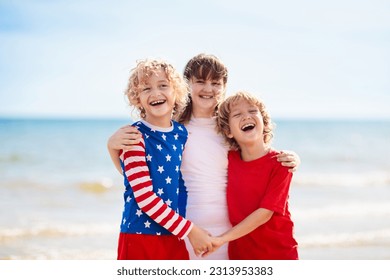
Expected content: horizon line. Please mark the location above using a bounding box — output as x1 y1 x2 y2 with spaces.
1 115 389 122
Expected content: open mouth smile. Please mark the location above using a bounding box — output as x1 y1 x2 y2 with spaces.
241 123 255 132
150 99 166 106
199 95 214 99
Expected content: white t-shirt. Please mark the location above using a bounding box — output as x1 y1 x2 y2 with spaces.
182 117 231 260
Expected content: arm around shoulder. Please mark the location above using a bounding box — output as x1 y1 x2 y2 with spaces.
107 125 142 174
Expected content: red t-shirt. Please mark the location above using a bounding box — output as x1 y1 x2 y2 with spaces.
227 149 298 260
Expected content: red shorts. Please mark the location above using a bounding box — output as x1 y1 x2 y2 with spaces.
117 233 189 260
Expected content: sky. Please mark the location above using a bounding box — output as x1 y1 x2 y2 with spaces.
0 0 389 120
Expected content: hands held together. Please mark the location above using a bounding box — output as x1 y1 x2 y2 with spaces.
187 225 227 258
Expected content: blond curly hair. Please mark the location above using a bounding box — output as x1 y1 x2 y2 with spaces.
125 59 189 119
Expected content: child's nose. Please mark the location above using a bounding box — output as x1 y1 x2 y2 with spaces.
203 82 213 92
242 113 251 120
150 88 161 97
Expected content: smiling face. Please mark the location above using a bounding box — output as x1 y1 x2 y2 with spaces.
189 77 225 118
137 69 176 127
217 91 274 151
178 54 228 122
227 98 265 147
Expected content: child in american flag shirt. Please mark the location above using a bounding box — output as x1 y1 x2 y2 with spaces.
112 59 213 260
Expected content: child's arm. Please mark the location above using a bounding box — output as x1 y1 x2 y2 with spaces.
107 144 122 175
207 156 293 257
122 137 213 255
107 125 142 174
121 138 192 239
206 208 274 256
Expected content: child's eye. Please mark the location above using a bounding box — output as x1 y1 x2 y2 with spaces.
212 81 222 86
195 80 204 84
142 87 151 92
250 109 259 114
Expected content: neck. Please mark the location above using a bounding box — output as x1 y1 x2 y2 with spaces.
240 142 270 162
144 116 172 128
192 107 215 118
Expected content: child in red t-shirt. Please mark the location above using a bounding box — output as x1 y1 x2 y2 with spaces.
208 91 298 260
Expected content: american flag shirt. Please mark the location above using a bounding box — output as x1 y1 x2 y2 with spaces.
119 120 193 239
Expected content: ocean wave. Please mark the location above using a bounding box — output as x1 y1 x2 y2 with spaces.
0 223 117 243
0 154 23 163
293 171 390 187
294 201 390 220
78 178 115 193
299 228 390 248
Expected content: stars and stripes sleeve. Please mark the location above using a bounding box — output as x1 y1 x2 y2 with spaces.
120 137 193 239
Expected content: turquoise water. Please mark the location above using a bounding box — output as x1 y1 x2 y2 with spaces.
1 118 389 259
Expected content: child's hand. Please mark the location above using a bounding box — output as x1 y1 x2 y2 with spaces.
201 236 225 257
187 225 213 257
276 150 300 172
108 125 142 151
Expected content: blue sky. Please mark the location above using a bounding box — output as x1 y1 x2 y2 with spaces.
1 0 389 119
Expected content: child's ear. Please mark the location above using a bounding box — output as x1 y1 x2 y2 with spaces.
227 131 234 138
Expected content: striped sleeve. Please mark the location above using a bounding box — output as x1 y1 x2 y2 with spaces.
120 138 193 239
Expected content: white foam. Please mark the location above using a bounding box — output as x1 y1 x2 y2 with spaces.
298 228 390 248
0 223 117 243
293 171 390 188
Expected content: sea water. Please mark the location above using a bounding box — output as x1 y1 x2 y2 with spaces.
273 120 390 259
0 118 389 259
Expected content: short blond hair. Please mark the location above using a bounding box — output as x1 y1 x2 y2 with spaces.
217 91 274 150
125 59 189 119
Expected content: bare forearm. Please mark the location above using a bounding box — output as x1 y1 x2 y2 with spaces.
220 208 273 243
107 143 122 175
107 125 142 175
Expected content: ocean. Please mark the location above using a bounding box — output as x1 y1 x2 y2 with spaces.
0 118 389 260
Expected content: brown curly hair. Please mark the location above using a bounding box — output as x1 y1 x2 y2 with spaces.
125 59 189 119
217 91 274 150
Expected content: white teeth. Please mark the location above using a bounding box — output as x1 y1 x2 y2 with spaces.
150 100 165 106
241 123 255 131
199 95 214 99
